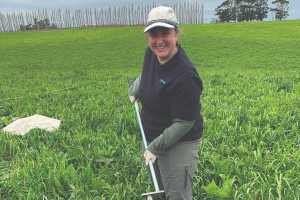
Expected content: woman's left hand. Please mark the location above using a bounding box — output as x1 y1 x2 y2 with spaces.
144 150 156 165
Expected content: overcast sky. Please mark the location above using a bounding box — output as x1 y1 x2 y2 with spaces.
0 0 299 23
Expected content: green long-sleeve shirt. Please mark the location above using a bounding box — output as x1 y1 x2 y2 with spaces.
128 76 194 155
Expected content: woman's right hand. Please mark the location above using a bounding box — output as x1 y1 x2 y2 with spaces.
129 96 136 104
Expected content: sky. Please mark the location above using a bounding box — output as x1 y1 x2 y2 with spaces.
0 0 299 23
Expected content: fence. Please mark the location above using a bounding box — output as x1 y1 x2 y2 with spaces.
0 2 204 32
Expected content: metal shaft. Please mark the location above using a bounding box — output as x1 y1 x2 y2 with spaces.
134 100 160 192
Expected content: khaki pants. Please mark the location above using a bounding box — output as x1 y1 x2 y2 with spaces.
143 139 200 200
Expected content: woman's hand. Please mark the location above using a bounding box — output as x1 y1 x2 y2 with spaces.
129 96 136 104
144 150 156 165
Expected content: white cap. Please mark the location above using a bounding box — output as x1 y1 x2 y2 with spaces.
144 6 179 33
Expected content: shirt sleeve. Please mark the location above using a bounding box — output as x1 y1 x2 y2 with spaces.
170 76 201 120
128 75 141 97
147 118 195 155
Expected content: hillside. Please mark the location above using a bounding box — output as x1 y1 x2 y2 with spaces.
0 20 299 199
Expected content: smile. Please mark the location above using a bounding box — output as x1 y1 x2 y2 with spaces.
156 45 167 49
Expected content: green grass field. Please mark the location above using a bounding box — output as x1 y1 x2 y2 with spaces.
0 20 299 199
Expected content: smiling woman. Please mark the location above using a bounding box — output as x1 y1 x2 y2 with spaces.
146 27 179 65
144 6 180 65
128 6 204 200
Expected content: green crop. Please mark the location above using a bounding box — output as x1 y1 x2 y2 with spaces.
0 20 299 199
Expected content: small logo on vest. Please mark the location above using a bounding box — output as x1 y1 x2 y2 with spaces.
159 79 166 85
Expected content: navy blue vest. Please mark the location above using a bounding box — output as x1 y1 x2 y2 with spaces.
138 45 203 142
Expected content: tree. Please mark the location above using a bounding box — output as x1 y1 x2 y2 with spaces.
238 0 257 22
215 0 236 22
255 0 269 21
215 0 269 22
20 18 55 31
270 0 289 20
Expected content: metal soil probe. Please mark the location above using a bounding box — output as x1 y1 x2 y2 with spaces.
128 78 165 200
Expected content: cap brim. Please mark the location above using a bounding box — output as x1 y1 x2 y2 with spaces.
144 22 175 33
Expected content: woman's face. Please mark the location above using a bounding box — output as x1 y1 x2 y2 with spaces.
146 27 179 64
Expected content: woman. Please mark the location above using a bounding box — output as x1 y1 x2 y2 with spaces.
128 6 203 200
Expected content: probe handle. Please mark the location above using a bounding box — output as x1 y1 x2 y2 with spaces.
128 77 133 86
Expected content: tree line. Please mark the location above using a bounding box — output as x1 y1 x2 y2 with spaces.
215 0 289 22
0 2 204 32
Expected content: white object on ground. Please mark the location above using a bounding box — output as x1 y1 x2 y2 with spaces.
2 114 61 136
